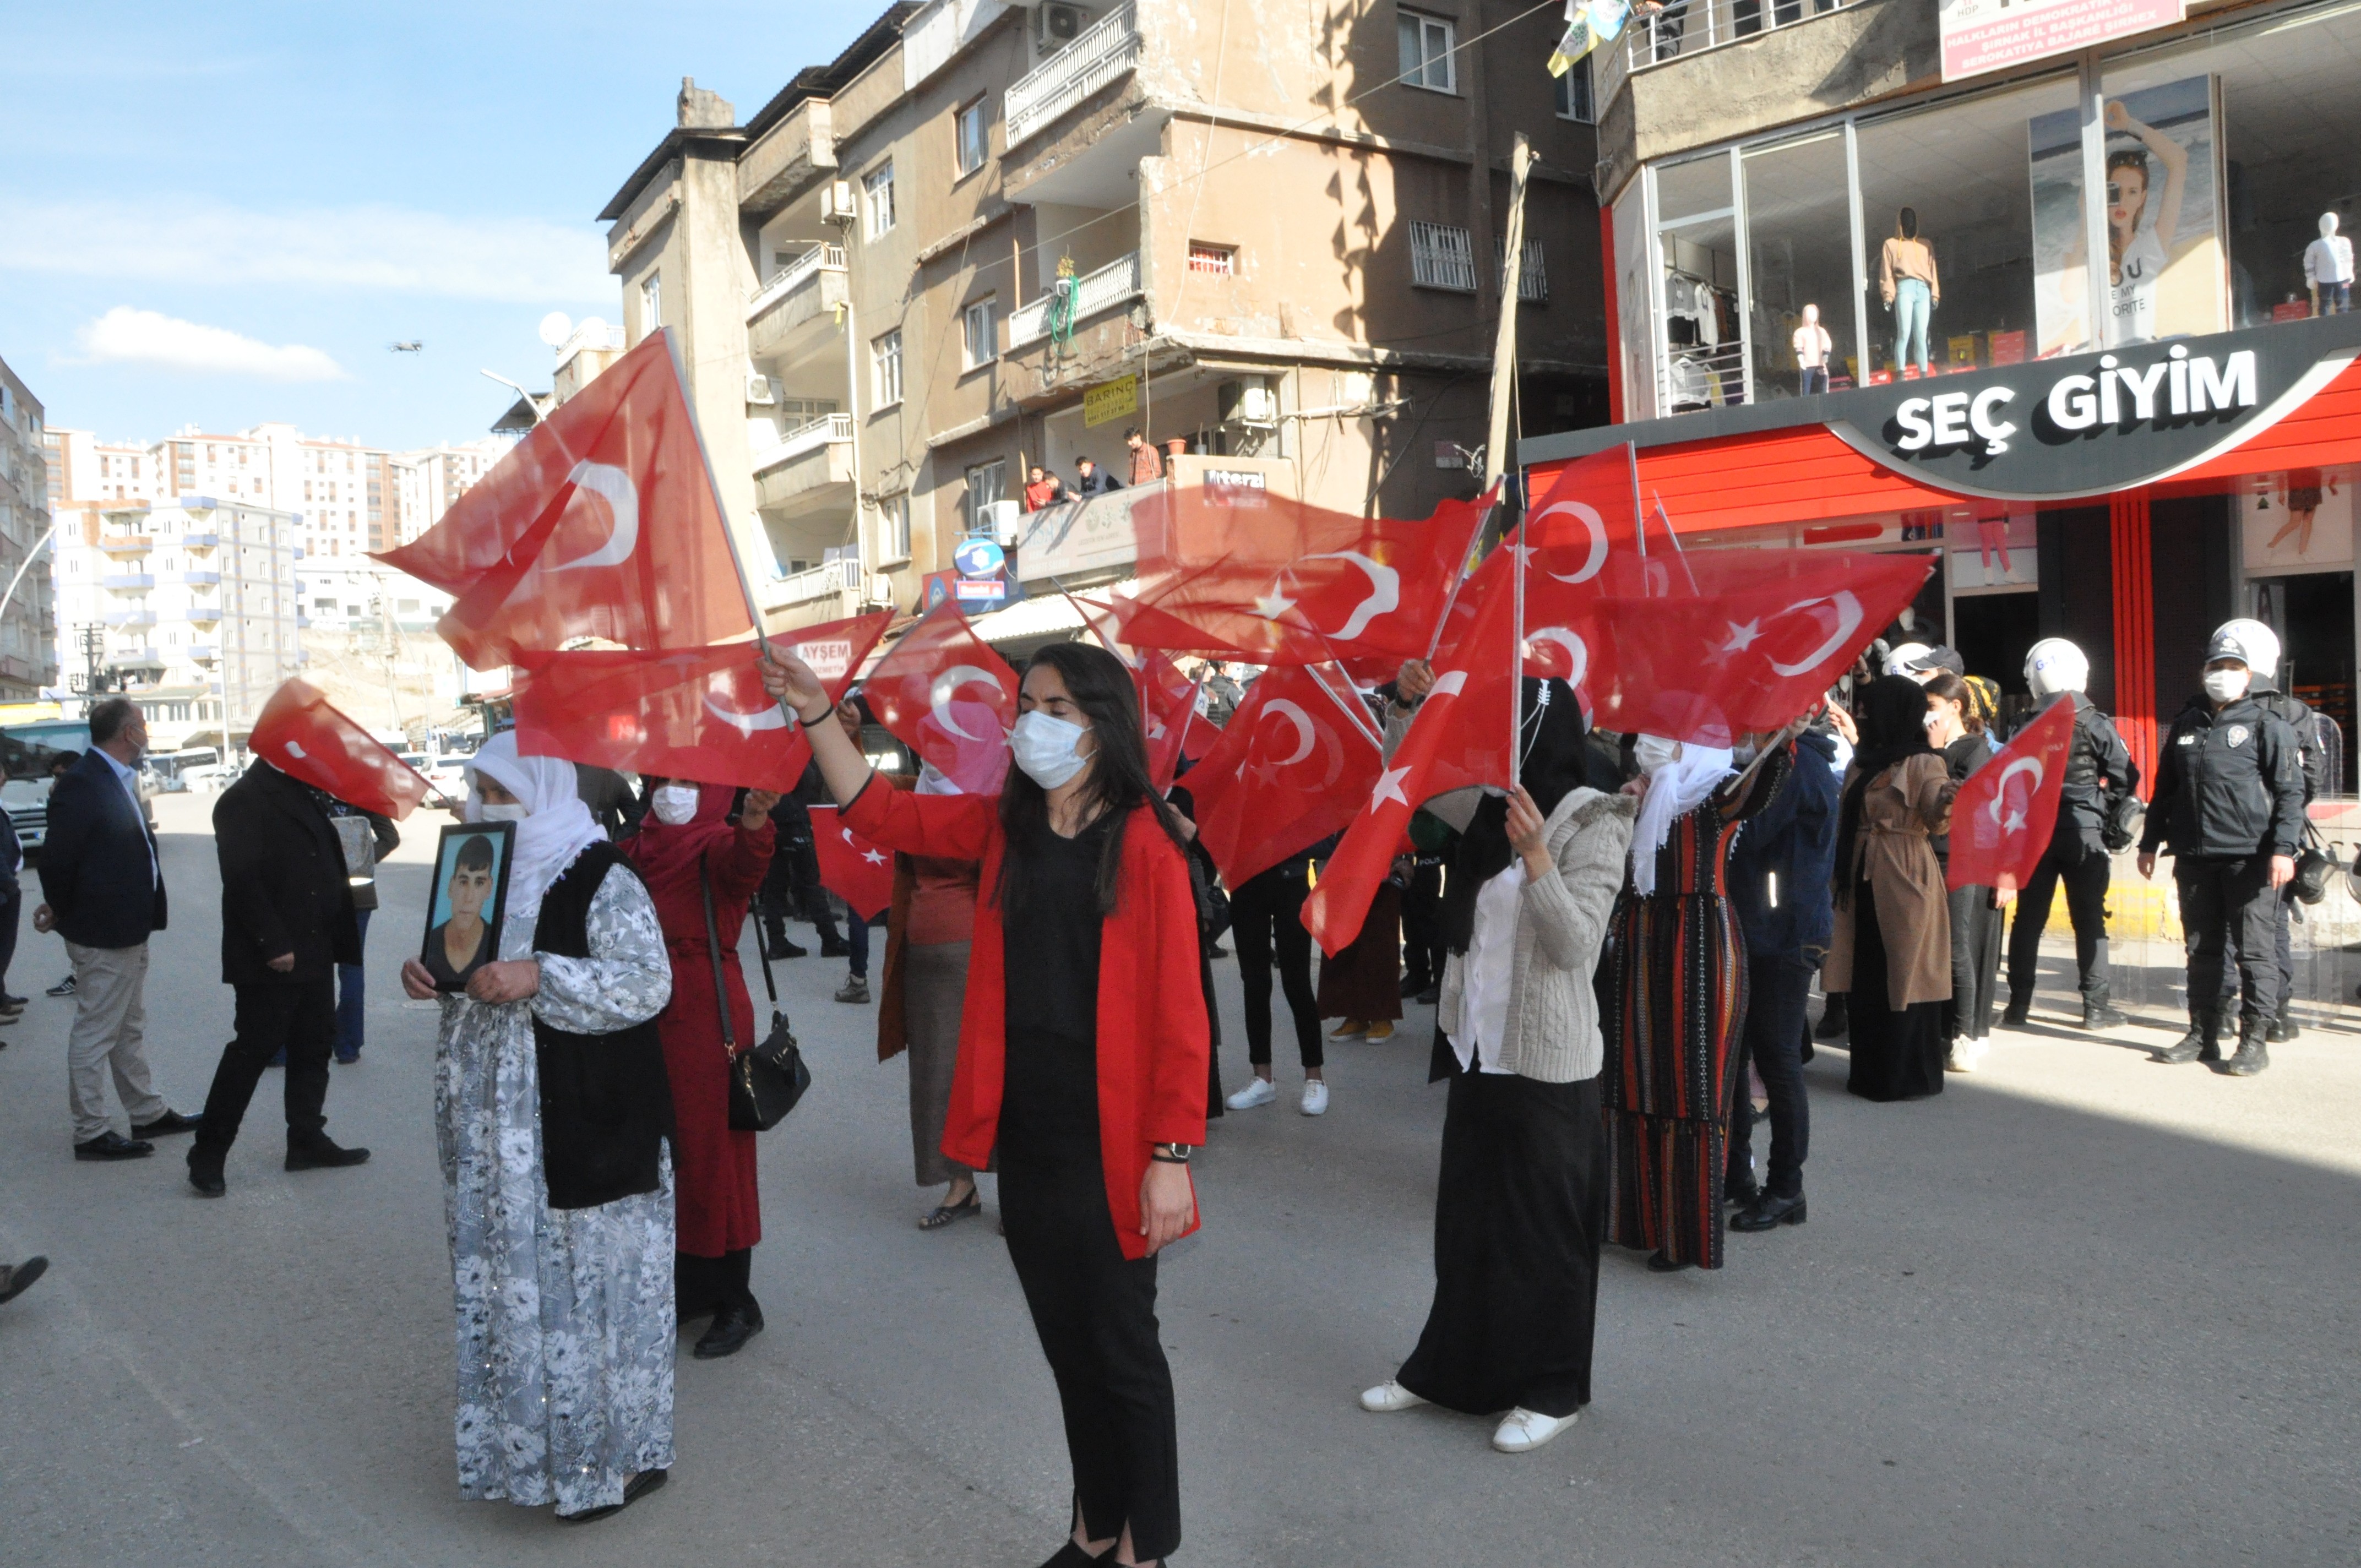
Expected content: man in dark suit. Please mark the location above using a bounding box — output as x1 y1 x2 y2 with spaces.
186 759 369 1196
34 698 198 1159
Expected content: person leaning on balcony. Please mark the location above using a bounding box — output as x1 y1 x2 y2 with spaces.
1023 465 1065 511
1125 428 1164 487
1073 456 1123 498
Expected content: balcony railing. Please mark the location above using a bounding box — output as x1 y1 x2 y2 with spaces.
753 412 855 473
1006 1 1143 149
1595 0 1853 115
770 556 865 606
746 244 847 323
1008 252 1143 349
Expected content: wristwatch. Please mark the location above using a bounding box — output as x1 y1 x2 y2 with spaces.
1151 1142 1193 1164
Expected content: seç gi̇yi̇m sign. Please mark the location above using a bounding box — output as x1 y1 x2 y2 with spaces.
1825 313 2361 500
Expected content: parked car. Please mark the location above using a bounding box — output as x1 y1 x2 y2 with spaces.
2 718 96 860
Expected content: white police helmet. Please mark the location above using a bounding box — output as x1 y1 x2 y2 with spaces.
2211 618 2281 681
2024 638 2090 698
1881 641 1933 678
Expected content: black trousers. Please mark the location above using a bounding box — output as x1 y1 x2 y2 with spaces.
194 977 335 1157
2177 856 2284 1029
1231 871 1321 1070
0 880 18 994
2218 882 2297 1020
1399 859 1446 990
1944 884 2004 1041
676 1247 755 1318
1001 1152 1180 1561
2006 845 2112 1002
1730 955 1811 1199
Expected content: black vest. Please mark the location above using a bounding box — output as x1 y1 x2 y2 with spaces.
532 842 674 1211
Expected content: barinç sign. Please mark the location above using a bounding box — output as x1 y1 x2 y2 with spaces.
1826 314 2361 499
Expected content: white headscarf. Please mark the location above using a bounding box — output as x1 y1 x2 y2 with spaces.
1629 735 1735 896
463 732 605 923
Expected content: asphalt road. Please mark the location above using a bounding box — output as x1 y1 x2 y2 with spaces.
0 792 2353 1567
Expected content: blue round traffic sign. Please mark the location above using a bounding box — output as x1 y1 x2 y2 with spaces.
954 537 1005 578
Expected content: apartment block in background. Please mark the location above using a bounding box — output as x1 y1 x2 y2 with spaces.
0 359 60 705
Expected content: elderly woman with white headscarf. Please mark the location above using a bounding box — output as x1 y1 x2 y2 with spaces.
1597 709 1796 1275
399 734 678 1525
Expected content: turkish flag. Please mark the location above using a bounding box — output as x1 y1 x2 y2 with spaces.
1116 487 1494 663
1947 695 2076 893
866 602 1019 794
510 613 889 792
1430 447 1641 661
1302 574 1522 955
374 329 755 667
1183 665 1384 889
809 805 896 920
247 680 434 819
1137 650 1201 792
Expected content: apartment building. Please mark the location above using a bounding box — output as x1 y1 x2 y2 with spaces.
601 0 1607 631
0 360 61 705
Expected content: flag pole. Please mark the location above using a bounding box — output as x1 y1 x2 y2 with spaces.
1421 484 1498 662
662 326 779 672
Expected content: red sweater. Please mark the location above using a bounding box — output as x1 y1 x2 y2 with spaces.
844 783 1210 1259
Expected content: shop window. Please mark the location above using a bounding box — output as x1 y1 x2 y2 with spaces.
1397 9 1456 93
1655 153 1742 411
1854 73 2083 380
1744 130 1856 400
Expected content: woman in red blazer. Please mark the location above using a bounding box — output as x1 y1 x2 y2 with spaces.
764 639 1206 1568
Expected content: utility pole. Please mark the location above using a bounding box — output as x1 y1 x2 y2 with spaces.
375 592 404 739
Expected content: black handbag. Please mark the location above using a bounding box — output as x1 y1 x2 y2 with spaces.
700 867 810 1131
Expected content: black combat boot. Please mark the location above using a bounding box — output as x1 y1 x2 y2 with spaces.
2266 999 2299 1044
2080 979 2129 1031
2217 1019 2270 1077
2151 1008 2218 1065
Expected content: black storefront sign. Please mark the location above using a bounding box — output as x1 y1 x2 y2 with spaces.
1826 313 2361 500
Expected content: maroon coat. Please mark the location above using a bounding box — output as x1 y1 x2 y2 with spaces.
622 783 774 1257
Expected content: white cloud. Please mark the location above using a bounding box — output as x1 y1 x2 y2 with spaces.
0 197 612 304
73 307 347 382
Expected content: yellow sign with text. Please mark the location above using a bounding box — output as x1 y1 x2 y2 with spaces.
1083 374 1138 428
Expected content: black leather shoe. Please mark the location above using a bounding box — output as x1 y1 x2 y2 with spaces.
775 938 809 959
1038 1541 1105 1567
74 1131 154 1161
1724 1174 1761 1209
1999 1000 2032 1030
818 938 850 959
556 1466 668 1523
1645 1251 1694 1273
286 1139 371 1171
1730 1191 1808 1232
187 1153 226 1198
132 1109 202 1139
2080 1000 2129 1030
0 1255 47 1304
693 1299 765 1359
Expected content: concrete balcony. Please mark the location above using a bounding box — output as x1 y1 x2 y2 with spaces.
746 244 849 363
1009 252 1142 350
178 570 221 585
188 645 219 662
184 603 222 624
758 556 866 614
1006 1 1141 150
183 533 218 550
106 609 159 628
752 415 856 516
97 535 154 554
102 573 156 591
738 95 835 219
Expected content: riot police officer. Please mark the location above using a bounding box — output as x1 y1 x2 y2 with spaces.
2000 639 2140 1031
2210 619 2324 1043
2138 627 2307 1076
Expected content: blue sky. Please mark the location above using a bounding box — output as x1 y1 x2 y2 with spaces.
0 1 869 450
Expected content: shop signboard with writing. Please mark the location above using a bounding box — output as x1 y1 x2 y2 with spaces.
1939 0 2183 82
1084 374 1139 428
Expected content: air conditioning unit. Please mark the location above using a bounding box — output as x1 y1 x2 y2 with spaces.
980 498 1022 547
820 179 857 223
1218 377 1278 429
745 372 776 405
1038 2 1089 45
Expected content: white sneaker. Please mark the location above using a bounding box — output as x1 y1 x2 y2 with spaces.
1492 1407 1576 1453
1225 1077 1277 1110
1359 1380 1427 1413
1945 1039 1983 1074
1300 1080 1329 1117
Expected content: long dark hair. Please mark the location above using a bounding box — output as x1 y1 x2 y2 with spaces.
995 640 1189 917
1922 669 1983 735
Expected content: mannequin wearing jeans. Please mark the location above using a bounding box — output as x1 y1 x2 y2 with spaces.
1879 208 1939 378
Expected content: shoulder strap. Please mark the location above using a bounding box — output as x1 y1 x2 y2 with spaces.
698 863 735 1052
749 888 779 1009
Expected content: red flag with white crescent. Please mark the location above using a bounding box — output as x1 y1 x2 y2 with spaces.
509 613 889 792
373 328 755 667
1947 694 2077 893
1182 665 1383 889
1067 592 1201 791
809 805 897 920
866 602 1019 794
247 679 433 819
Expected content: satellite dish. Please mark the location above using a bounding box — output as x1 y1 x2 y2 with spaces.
537 312 574 348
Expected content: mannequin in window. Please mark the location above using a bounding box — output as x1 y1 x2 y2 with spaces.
1792 303 1833 396
2305 212 2353 317
2102 101 2187 346
1878 208 1939 379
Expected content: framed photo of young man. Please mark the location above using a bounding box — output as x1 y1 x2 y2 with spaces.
422 822 514 992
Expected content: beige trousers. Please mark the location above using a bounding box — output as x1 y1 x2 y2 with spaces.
65 940 166 1144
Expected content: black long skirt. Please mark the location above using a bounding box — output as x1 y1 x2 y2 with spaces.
1396 1065 1605 1419
1845 881 1947 1102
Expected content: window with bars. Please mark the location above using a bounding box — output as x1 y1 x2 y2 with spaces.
1396 8 1456 92
963 296 998 367
872 329 904 406
1554 59 1592 123
1187 242 1237 275
1494 236 1549 302
1409 221 1477 292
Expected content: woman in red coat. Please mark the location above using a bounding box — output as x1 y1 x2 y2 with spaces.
622 777 778 1361
763 640 1206 1568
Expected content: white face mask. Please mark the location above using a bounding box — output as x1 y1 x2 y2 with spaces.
1633 734 1682 776
2203 668 2250 703
650 783 700 826
478 802 528 823
1010 710 1091 790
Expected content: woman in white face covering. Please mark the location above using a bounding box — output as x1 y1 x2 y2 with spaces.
1599 711 1795 1273
763 639 1208 1568
397 733 679 1523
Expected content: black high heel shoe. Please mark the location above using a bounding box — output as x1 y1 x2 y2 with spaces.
1729 1191 1807 1232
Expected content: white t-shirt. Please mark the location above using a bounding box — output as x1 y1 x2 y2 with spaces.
2110 226 2169 345
1449 862 1526 1075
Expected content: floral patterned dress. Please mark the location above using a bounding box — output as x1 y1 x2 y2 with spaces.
432 859 677 1515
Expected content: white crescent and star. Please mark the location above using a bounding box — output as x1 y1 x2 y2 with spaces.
1532 500 1611 585
1988 755 2044 831
548 461 640 572
284 740 308 759
1370 765 1412 810
1261 699 1316 766
928 665 1006 741
1764 591 1864 678
1252 551 1400 640
1524 625 1587 689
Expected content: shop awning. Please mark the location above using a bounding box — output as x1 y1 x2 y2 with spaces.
964 594 1087 646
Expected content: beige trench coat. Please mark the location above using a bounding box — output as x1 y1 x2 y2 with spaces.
1823 752 1958 1011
